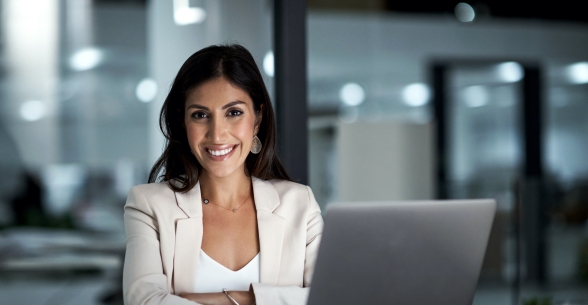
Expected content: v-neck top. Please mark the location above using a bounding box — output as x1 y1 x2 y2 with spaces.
193 250 260 293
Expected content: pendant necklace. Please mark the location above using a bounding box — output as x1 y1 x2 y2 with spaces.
203 194 250 213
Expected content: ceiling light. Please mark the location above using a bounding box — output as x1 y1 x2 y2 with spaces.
20 100 46 121
263 51 274 77
339 83 365 106
455 3 475 22
173 0 206 25
136 78 158 103
566 62 588 84
497 62 524 83
69 48 103 71
402 83 430 107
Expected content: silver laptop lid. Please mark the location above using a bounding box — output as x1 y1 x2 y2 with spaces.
307 199 496 305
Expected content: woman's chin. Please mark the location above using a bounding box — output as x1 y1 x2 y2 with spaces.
200 165 245 180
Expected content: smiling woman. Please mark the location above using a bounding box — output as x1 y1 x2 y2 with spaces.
122 44 324 305
184 79 260 179
150 44 289 192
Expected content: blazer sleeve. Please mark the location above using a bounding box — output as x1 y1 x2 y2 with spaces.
123 186 198 305
250 186 324 305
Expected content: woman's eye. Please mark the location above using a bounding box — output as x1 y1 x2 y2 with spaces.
191 112 208 119
227 109 243 117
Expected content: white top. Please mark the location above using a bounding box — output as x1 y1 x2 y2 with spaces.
193 250 260 293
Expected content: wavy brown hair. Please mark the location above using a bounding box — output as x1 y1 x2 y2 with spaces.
148 44 290 192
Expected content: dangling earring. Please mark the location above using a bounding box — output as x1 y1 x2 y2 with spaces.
251 135 262 154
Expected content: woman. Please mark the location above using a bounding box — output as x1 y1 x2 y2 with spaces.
123 44 323 305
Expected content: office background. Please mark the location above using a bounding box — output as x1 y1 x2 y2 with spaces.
1 0 587 304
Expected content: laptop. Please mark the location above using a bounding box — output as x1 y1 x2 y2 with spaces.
307 199 496 305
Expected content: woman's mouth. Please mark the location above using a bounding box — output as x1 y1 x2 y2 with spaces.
206 146 233 156
204 145 238 160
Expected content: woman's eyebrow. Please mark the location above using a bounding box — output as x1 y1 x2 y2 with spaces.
186 104 208 111
222 101 246 109
186 100 245 111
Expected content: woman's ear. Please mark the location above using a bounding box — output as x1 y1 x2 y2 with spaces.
254 104 264 135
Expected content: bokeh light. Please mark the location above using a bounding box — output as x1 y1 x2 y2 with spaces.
462 85 488 108
263 51 274 77
454 3 475 22
135 78 158 103
566 62 588 84
173 0 206 25
20 100 46 121
339 83 365 106
69 48 103 71
402 83 430 107
497 62 524 83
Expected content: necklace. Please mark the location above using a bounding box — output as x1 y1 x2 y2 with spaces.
202 194 250 213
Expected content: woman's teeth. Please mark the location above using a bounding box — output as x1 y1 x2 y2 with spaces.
207 147 233 156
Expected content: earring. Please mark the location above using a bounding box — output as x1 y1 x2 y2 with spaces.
251 135 262 154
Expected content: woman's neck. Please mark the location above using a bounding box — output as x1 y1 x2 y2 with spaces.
198 171 252 208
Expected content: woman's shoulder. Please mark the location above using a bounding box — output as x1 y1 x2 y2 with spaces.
129 181 175 197
255 177 310 199
255 178 321 214
125 182 176 212
266 178 308 192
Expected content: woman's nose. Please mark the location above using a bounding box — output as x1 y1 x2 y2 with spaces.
208 117 227 142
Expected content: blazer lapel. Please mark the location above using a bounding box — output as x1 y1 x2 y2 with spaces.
253 178 286 285
173 181 203 294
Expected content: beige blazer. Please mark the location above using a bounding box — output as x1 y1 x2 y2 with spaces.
123 177 324 305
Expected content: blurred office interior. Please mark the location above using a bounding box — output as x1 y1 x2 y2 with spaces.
0 0 587 304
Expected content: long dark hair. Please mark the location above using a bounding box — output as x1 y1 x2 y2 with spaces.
148 44 290 192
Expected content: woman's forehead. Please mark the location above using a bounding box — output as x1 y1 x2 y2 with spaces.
185 77 252 108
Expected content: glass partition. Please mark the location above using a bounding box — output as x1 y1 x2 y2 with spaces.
446 64 523 303
545 63 588 287
307 8 588 305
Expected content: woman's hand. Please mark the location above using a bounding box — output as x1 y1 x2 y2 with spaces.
179 290 255 305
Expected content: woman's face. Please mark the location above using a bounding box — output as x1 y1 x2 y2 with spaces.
184 77 261 179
